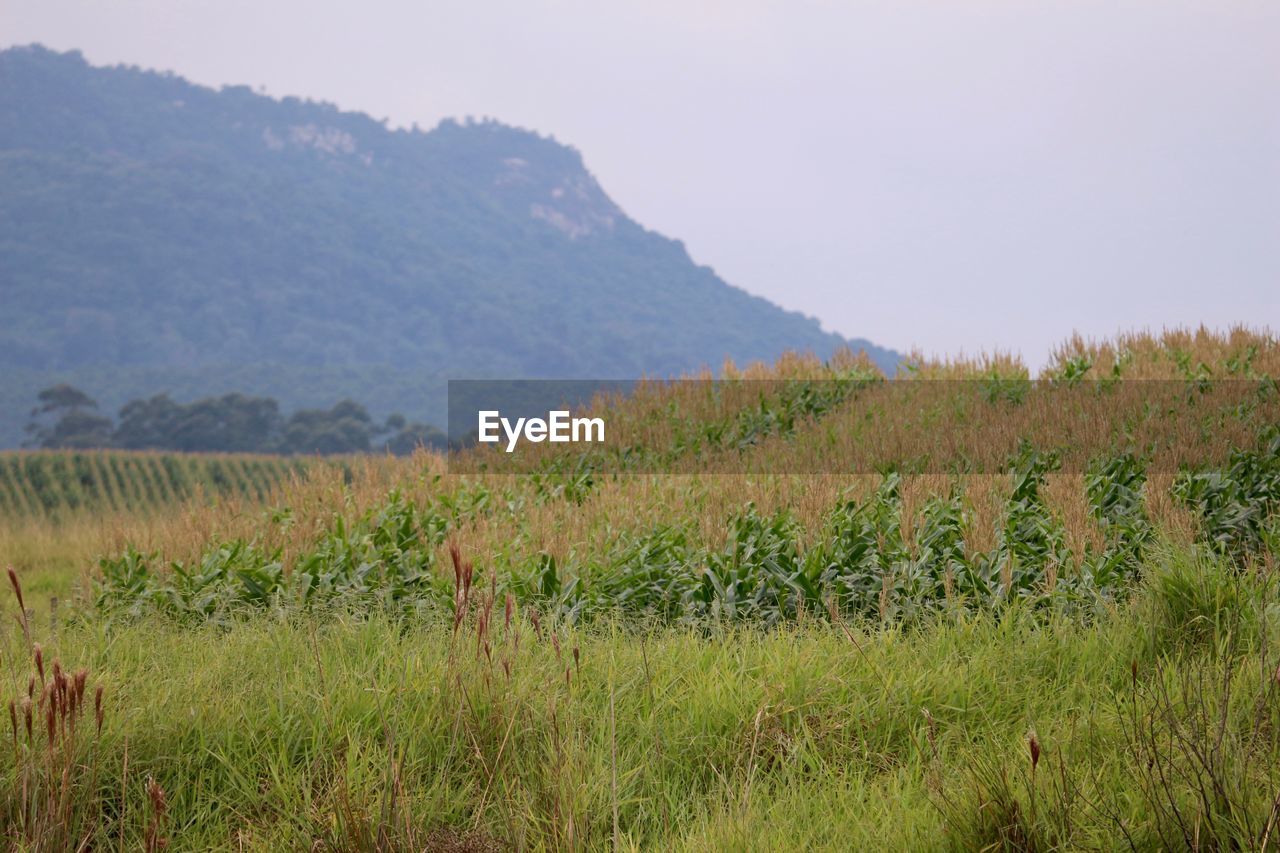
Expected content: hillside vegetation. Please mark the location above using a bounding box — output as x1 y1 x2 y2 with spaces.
0 45 897 448
2 327 1278 850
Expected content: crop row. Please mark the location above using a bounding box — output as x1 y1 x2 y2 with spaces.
0 451 312 517
94 434 1280 624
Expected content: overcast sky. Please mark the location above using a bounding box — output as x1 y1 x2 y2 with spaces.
5 0 1277 365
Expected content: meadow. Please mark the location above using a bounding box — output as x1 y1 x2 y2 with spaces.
1 327 1279 850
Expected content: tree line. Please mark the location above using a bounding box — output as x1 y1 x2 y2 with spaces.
24 385 447 455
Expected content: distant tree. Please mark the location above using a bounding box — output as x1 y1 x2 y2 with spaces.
31 384 98 417
113 394 182 450
30 410 116 449
165 394 282 453
279 400 375 455
378 414 448 456
25 384 447 456
24 384 115 448
114 393 283 452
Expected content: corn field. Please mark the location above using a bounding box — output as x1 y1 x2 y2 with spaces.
93 327 1280 625
0 451 312 517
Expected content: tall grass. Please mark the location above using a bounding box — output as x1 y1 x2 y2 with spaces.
3 543 1279 848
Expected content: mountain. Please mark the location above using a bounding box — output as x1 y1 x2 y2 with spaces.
0 45 898 447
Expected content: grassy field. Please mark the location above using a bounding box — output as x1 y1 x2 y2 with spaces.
2 327 1279 850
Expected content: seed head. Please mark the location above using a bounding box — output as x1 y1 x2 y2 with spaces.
147 775 168 814
53 661 65 704
7 567 25 612
921 708 938 754
1028 732 1041 772
449 542 462 586
71 669 88 716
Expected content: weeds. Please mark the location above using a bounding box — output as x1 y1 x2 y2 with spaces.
2 569 112 850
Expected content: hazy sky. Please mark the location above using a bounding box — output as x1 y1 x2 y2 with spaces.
5 0 1278 365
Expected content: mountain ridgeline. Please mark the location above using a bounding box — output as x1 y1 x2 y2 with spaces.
0 45 898 448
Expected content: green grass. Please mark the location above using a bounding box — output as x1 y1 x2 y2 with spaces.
4 544 1279 849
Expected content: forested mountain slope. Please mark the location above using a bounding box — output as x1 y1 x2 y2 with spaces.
0 45 897 446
